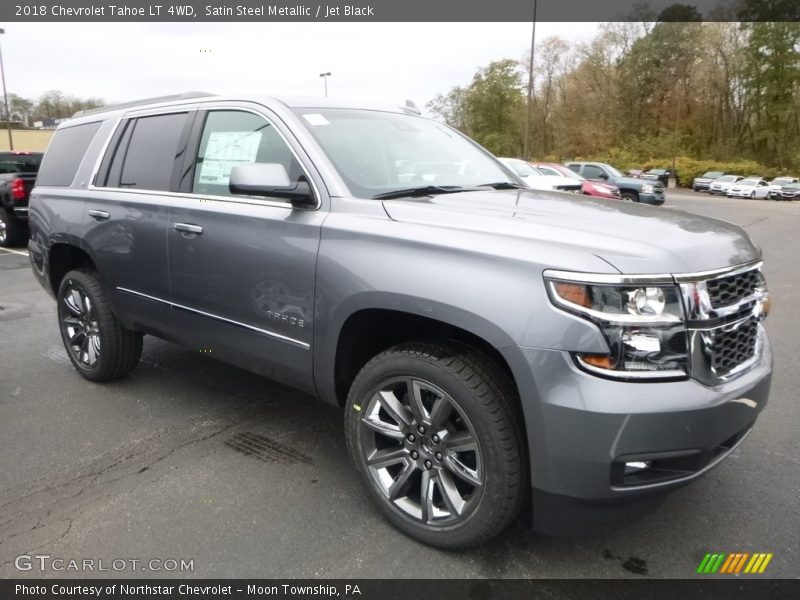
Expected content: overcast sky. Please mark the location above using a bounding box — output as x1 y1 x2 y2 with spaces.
0 22 599 113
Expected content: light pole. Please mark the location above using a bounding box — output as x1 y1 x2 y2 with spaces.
319 72 331 98
523 0 537 160
0 29 13 151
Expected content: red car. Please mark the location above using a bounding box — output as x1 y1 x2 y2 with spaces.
532 163 622 200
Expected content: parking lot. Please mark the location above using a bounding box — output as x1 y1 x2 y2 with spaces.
0 190 797 579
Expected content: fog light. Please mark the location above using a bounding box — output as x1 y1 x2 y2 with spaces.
624 460 651 474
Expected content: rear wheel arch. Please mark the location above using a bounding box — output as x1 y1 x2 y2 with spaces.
48 243 97 296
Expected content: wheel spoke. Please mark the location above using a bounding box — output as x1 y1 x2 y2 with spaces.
64 291 83 316
82 294 93 320
443 454 482 487
366 446 408 470
68 329 85 346
443 430 478 453
419 469 435 522
435 469 466 516
429 395 453 429
375 390 412 429
362 414 406 440
79 336 90 364
388 460 417 501
406 378 429 424
87 336 98 364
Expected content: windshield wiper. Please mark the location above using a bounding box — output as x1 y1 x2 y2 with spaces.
477 181 525 190
372 185 472 200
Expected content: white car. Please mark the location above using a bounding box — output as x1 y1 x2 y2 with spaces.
499 158 581 193
708 175 744 195
768 176 799 199
727 178 771 199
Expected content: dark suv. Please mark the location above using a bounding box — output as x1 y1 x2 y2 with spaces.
28 94 772 548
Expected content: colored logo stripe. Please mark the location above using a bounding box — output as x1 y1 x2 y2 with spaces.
697 552 773 574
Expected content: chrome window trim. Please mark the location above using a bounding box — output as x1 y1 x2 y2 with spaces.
87 105 322 211
117 287 310 351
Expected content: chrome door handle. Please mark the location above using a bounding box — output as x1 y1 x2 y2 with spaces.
88 209 110 221
173 222 204 235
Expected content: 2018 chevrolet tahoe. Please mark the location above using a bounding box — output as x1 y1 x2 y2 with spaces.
28 93 772 548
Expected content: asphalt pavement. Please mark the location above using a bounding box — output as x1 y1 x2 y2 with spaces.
0 190 797 579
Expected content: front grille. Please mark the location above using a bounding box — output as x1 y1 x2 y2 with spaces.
706 269 763 308
709 318 759 374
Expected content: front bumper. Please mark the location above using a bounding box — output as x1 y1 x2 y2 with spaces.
501 332 771 533
639 192 665 205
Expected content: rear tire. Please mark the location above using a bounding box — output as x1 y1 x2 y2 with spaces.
57 269 143 381
344 340 526 549
0 208 24 247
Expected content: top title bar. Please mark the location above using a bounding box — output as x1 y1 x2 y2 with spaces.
2 0 799 22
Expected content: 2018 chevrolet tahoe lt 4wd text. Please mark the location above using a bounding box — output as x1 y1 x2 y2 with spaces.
28 93 772 548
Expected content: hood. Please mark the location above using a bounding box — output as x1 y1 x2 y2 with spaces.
382 189 760 274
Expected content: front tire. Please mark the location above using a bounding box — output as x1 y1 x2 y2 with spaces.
621 192 638 203
57 269 143 381
344 340 526 548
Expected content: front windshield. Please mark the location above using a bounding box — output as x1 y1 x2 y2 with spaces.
292 108 516 198
772 178 793 185
718 175 738 182
605 165 624 178
739 178 759 186
703 171 724 178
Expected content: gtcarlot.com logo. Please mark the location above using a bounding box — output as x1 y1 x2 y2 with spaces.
15 554 194 573
697 552 773 574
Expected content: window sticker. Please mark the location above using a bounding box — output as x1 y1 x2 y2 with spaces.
303 113 330 126
197 130 262 185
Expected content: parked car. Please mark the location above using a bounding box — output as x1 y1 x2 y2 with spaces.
0 151 43 247
565 162 665 204
29 93 772 547
642 168 677 187
767 176 799 199
498 158 581 193
727 178 771 199
693 171 725 192
772 181 800 201
708 175 744 195
531 162 621 200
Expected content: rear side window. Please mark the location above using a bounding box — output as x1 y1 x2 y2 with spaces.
36 122 102 186
111 112 188 191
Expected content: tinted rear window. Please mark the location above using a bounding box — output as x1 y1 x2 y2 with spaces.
36 122 102 186
117 113 187 191
0 152 43 174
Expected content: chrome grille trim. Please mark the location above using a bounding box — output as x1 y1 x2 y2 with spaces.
678 261 767 384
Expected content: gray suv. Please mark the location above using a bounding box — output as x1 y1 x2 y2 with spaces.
28 93 772 548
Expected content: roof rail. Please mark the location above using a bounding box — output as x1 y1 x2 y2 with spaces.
72 91 215 118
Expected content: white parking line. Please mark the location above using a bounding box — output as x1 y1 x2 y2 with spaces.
0 248 29 256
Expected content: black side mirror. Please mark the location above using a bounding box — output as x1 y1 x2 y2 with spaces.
229 163 315 207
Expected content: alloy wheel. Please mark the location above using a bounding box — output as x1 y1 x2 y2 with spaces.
358 376 484 526
61 283 102 367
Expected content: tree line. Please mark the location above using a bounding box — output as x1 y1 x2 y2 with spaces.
428 3 800 174
1 90 104 126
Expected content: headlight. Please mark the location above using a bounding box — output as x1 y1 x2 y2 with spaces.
545 273 688 380
641 183 654 193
